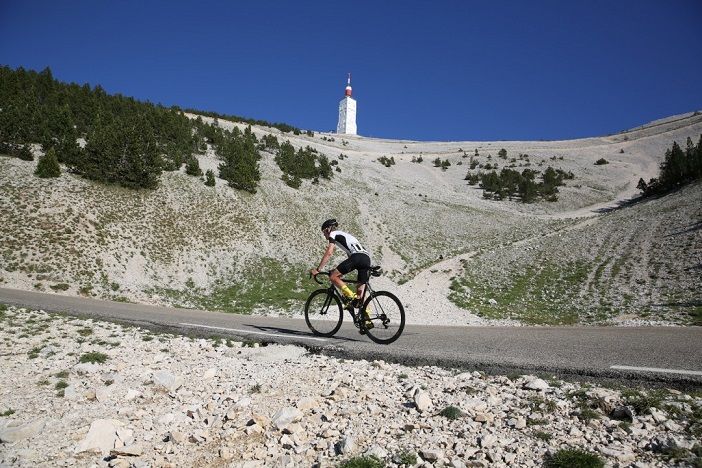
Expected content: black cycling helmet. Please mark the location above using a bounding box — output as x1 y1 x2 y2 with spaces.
321 218 338 231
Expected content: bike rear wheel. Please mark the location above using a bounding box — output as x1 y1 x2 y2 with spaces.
362 291 405 344
304 289 344 337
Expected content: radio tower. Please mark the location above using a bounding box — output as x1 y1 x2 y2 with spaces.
336 73 357 135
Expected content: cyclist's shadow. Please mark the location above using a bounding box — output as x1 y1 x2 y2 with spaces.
243 324 364 343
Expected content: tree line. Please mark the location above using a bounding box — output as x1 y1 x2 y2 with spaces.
0 65 278 192
637 137 702 196
466 166 574 203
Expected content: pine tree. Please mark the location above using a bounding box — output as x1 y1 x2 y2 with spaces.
35 147 61 178
185 157 203 176
205 169 216 187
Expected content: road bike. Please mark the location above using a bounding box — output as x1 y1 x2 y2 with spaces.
304 266 405 344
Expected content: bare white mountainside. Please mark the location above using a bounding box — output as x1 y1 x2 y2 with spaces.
0 112 700 325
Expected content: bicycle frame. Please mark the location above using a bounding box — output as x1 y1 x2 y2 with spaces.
315 272 374 323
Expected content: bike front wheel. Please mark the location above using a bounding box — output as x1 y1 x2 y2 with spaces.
304 289 344 337
362 291 405 344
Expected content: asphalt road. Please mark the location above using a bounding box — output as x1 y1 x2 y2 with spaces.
2 287 701 388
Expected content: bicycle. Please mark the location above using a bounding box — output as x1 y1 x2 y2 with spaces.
304 266 405 344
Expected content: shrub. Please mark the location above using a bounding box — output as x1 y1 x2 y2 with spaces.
339 456 384 468
79 352 108 364
439 405 463 420
204 169 215 186
394 451 417 465
544 449 604 468
498 148 507 158
35 148 61 178
594 158 609 165
377 156 395 167
433 157 442 167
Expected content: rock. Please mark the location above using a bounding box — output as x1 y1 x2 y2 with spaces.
96 386 112 402
523 378 549 391
414 390 432 413
85 389 97 401
220 447 234 461
462 398 487 412
599 446 635 462
203 368 217 379
508 417 526 429
248 413 270 427
610 406 634 423
478 434 497 448
296 397 317 411
420 448 444 461
167 431 187 444
74 363 102 374
272 407 303 430
474 412 494 423
0 419 45 443
110 444 143 457
365 445 388 459
649 407 667 423
116 428 134 446
152 371 183 392
64 385 80 400
450 457 467 468
125 389 141 401
338 435 355 454
488 299 497 306
663 420 682 432
75 419 121 456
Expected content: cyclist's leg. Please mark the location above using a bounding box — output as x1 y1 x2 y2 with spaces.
355 254 371 299
331 257 356 301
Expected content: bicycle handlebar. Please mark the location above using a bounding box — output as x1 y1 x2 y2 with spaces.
310 271 329 285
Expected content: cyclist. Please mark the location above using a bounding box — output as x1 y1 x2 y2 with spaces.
310 219 373 330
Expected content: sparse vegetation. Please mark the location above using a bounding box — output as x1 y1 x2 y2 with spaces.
339 456 384 468
78 351 108 364
544 448 604 468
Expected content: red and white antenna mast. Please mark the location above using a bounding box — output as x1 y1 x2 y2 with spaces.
345 73 352 97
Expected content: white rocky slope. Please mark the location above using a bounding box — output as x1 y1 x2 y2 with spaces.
1 306 700 467
0 112 700 325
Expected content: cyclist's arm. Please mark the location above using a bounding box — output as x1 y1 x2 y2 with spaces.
315 243 336 272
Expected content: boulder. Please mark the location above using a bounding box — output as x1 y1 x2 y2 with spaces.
610 406 634 423
420 448 444 461
75 419 121 456
414 390 432 413
110 444 143 457
272 407 303 430
152 371 183 392
0 419 45 443
523 378 550 391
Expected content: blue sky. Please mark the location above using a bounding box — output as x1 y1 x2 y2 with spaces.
1 1 701 141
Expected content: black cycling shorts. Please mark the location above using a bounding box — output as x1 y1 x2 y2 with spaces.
336 253 371 284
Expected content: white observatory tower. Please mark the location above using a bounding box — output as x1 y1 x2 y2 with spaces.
336 74 357 135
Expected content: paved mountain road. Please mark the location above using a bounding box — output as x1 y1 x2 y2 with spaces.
2 287 701 388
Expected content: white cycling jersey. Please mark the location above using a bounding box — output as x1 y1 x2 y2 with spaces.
328 230 371 259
